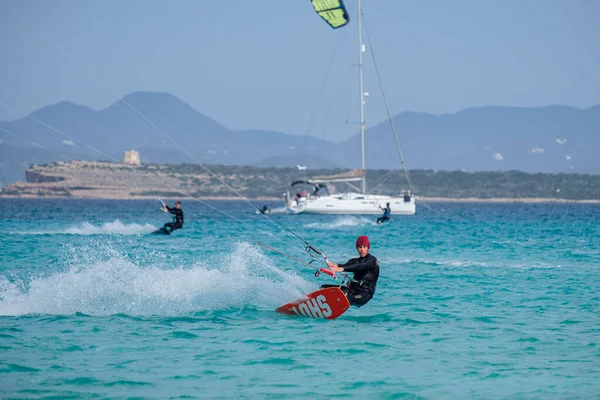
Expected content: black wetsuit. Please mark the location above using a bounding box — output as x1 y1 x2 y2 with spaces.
163 206 184 232
321 253 379 307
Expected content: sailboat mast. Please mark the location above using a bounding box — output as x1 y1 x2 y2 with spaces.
357 0 366 194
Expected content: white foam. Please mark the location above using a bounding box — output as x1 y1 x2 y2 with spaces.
305 216 377 230
22 220 157 235
0 242 313 316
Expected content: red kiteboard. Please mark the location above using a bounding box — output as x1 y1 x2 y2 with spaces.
276 287 350 320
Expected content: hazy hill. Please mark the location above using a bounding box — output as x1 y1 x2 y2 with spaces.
0 91 598 184
338 105 600 173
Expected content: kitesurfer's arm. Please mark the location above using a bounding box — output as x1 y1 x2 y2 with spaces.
330 256 376 273
328 258 358 273
327 261 343 273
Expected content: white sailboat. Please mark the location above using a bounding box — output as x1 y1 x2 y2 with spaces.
287 0 415 215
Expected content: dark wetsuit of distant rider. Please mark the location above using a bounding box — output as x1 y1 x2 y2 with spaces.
377 203 391 224
163 201 184 233
321 236 379 307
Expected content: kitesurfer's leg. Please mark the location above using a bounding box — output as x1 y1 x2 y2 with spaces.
345 286 373 307
163 222 176 232
166 222 183 233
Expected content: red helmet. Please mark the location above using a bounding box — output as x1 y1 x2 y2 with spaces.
355 235 370 249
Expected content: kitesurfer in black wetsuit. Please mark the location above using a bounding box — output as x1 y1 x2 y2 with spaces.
162 201 184 233
321 235 379 307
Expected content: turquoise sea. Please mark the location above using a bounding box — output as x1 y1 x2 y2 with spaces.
0 198 598 399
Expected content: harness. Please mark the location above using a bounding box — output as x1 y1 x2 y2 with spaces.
170 210 184 225
349 279 376 294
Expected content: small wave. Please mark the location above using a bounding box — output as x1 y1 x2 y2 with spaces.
342 313 395 323
305 216 376 230
23 220 157 235
386 257 489 268
386 256 563 270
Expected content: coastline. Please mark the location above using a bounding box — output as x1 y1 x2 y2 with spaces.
417 197 600 204
0 194 282 201
3 161 598 203
0 194 598 204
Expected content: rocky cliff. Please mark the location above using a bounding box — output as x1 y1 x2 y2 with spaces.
0 161 253 199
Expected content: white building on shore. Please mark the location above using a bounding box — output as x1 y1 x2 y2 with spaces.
123 150 140 166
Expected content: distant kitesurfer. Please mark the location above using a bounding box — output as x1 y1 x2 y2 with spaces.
377 202 391 224
321 235 379 307
312 184 320 196
259 205 269 214
161 201 184 233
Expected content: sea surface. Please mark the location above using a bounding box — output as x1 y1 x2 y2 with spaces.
0 198 598 399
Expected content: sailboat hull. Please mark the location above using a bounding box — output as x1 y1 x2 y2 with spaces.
290 194 416 215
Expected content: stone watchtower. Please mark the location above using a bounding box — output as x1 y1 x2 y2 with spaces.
123 150 140 165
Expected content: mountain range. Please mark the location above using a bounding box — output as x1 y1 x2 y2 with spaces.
0 91 598 186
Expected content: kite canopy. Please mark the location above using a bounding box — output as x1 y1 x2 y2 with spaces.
311 0 350 29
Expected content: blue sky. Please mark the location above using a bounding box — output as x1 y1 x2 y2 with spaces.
1 0 599 141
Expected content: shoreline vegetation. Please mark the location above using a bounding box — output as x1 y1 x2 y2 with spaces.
0 194 599 204
1 160 599 202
